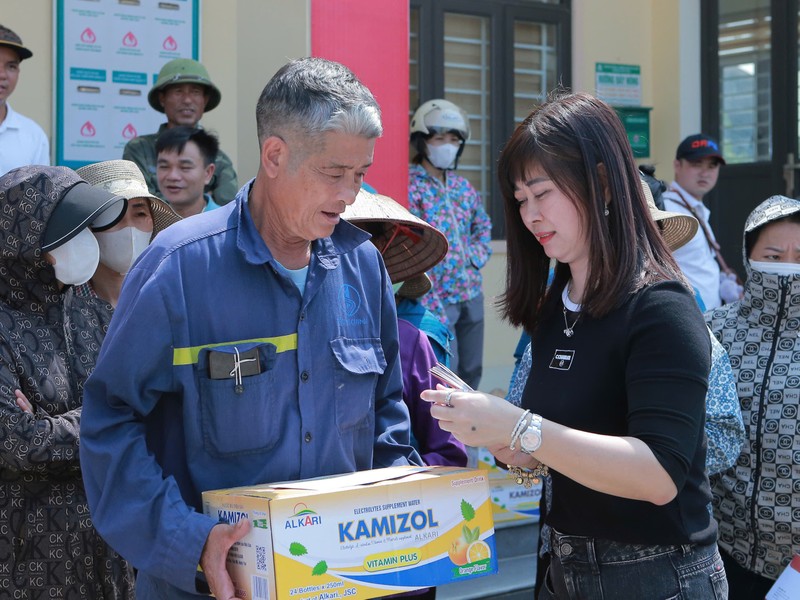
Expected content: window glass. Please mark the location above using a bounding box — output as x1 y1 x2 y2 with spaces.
514 20 558 124
444 12 491 205
718 0 771 163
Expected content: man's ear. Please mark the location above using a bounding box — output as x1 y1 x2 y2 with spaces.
673 158 681 172
597 162 612 204
260 136 286 177
158 91 167 110
203 162 216 185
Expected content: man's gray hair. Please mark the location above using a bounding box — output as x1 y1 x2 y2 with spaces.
256 57 382 146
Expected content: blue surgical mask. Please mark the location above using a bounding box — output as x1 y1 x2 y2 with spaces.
749 260 800 277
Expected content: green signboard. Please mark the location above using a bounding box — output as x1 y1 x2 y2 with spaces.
595 62 641 106
614 106 651 158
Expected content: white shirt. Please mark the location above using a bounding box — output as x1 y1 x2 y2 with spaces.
0 103 50 175
662 181 721 310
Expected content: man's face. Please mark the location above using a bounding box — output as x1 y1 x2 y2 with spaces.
0 47 21 105
159 83 208 127
673 157 721 200
269 131 375 243
156 141 214 209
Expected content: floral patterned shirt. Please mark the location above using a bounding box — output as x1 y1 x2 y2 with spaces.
408 164 492 308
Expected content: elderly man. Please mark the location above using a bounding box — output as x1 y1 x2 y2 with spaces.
122 58 238 205
80 57 420 599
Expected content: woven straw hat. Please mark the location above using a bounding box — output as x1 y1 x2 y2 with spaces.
343 189 448 284
397 273 432 299
76 160 181 239
640 178 697 251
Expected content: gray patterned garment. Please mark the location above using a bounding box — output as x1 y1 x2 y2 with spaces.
706 194 800 582
0 167 134 599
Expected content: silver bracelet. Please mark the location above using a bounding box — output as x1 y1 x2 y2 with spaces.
509 410 531 451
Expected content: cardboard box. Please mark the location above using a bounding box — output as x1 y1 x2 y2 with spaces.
472 446 541 523
202 465 498 600
488 472 541 524
766 554 800 600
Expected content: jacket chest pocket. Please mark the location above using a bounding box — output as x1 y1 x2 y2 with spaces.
197 343 278 457
330 337 386 431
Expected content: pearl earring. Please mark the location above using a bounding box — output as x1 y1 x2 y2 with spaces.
604 206 610 217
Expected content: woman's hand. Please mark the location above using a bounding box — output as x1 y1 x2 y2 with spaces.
421 385 524 450
15 389 33 414
487 442 540 470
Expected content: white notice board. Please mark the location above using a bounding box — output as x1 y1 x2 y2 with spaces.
55 0 200 168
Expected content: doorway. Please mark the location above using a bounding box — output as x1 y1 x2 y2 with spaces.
702 0 798 274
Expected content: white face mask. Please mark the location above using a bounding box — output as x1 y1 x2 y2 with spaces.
425 142 459 170
48 228 100 286
749 259 800 277
94 226 152 274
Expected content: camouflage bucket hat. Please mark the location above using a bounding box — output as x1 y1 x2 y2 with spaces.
148 58 221 113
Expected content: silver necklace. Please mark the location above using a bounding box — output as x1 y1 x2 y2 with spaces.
561 282 581 338
562 307 579 337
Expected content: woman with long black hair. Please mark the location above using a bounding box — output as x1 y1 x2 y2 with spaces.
423 92 727 599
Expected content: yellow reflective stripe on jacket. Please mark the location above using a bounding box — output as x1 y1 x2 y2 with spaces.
172 334 298 366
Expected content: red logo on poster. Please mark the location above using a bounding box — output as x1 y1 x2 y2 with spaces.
80 122 96 137
122 32 138 47
122 124 137 139
80 28 96 44
163 36 178 51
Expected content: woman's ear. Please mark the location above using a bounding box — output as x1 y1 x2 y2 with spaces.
597 162 612 205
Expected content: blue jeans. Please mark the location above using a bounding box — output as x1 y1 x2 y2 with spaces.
538 528 728 599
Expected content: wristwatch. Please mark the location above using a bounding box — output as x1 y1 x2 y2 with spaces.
519 413 543 454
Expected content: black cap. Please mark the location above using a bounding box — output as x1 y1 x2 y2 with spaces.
40 173 127 252
676 134 725 165
0 25 33 61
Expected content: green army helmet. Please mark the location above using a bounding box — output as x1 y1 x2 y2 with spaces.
148 58 221 113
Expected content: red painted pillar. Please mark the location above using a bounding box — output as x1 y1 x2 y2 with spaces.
311 0 409 205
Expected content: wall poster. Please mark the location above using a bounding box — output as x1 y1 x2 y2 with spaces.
55 0 200 168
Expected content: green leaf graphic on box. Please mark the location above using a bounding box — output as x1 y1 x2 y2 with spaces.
461 525 480 544
289 542 308 557
312 561 328 576
460 499 476 522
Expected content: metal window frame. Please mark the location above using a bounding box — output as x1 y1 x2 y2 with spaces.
410 0 571 239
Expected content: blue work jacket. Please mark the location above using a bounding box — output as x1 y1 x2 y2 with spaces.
80 181 420 594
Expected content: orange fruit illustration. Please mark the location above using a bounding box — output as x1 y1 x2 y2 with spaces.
466 540 491 563
447 537 469 566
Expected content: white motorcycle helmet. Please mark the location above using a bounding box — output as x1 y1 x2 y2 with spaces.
410 99 470 169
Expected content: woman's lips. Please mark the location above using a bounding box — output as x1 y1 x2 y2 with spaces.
535 231 555 244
